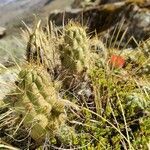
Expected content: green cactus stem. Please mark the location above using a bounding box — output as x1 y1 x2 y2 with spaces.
60 22 90 74
5 64 67 143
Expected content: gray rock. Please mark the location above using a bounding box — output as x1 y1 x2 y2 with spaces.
71 0 100 8
49 2 150 46
0 26 6 38
0 68 18 99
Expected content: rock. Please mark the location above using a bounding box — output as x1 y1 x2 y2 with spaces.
0 27 6 38
99 0 150 7
0 67 18 99
72 0 150 8
49 2 126 32
0 56 15 67
49 2 150 47
126 4 150 41
100 0 121 4
71 0 100 8
0 37 25 67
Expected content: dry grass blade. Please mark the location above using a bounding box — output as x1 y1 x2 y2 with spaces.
0 144 20 150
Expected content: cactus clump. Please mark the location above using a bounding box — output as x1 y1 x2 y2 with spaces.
25 21 59 72
60 22 90 74
5 65 67 143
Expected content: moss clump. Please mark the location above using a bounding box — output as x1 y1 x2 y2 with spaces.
68 66 150 149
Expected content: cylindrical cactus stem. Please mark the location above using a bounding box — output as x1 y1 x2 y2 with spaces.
48 112 67 132
14 93 37 115
25 21 58 73
52 100 66 114
34 72 58 106
60 22 90 74
17 67 52 114
29 114 48 142
27 83 52 114
26 21 44 64
4 64 67 144
18 69 33 89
